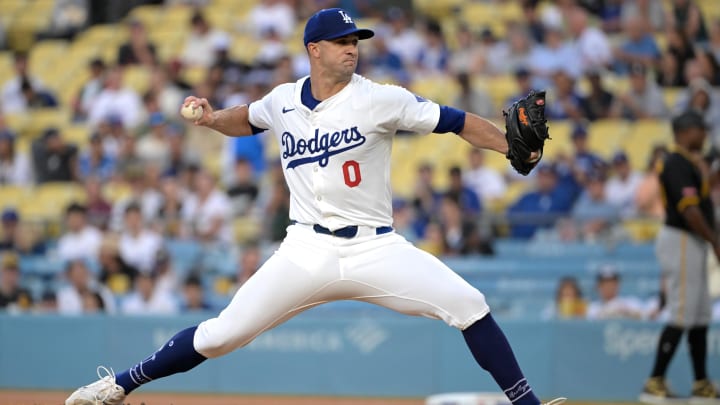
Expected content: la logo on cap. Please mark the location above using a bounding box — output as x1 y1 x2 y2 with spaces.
339 10 353 24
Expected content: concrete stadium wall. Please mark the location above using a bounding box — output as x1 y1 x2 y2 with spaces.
1 311 719 401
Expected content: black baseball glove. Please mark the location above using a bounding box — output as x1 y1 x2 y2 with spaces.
503 90 550 175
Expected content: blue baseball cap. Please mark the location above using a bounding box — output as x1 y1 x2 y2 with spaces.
303 8 374 46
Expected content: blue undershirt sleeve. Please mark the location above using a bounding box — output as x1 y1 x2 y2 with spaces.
249 123 266 135
433 105 466 134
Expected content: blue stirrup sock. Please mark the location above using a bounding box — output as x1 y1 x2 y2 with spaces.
115 326 207 394
463 314 541 405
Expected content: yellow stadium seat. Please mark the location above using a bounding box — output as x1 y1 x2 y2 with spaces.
476 74 518 111
413 0 464 20
75 24 122 47
662 87 683 110
128 4 162 27
34 182 87 208
544 120 573 159
122 65 152 95
229 35 261 65
621 119 673 170
181 65 207 87
587 119 631 159
461 2 498 26
22 108 72 139
4 112 28 135
103 182 132 203
623 219 661 242
0 185 31 209
234 217 261 243
160 6 194 27
62 125 91 148
410 76 459 107
488 180 531 214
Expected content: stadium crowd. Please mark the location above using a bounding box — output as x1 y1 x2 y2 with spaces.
1 0 720 318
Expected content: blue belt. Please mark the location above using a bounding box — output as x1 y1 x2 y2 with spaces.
290 220 393 238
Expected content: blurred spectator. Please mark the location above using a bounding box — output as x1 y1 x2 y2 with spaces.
528 27 580 90
180 11 229 68
0 124 32 185
247 0 296 40
136 112 171 167
72 58 106 122
567 6 613 73
88 67 143 130
486 25 532 76
57 203 103 263
0 52 44 114
225 242 261 295
391 199 418 243
109 166 162 231
665 0 708 44
165 126 199 177
383 7 424 72
57 259 116 315
504 67 533 109
83 176 112 230
586 265 645 319
182 169 233 245
98 237 138 296
569 124 605 188
463 148 507 204
656 50 686 87
438 195 493 256
543 276 587 319
264 163 291 242
36 290 58 313
695 49 720 86
635 144 668 219
415 20 449 75
226 127 266 177
599 0 625 33
452 72 493 119
621 0 665 32
121 271 178 315
507 164 573 239
148 66 185 120
411 162 441 237
119 203 163 273
579 69 614 121
41 0 88 40
571 170 621 241
117 19 157 67
181 274 212 312
545 70 583 120
666 27 696 85
157 176 186 238
613 13 661 74
416 221 444 256
445 166 481 216
81 290 106 313
255 28 289 69
673 78 720 148
521 1 546 43
610 63 669 120
448 25 484 76
152 248 179 296
605 151 643 218
0 209 45 254
363 33 409 85
710 19 720 63
78 133 116 182
20 77 58 110
227 159 259 217
0 253 32 312
31 128 78 183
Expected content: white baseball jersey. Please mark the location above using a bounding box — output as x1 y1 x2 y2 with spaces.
248 74 440 230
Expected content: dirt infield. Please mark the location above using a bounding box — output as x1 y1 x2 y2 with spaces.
0 391 642 405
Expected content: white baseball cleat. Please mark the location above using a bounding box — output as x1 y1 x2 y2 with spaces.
65 366 126 405
543 398 567 405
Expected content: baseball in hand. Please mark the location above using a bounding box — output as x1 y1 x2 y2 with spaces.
181 102 203 121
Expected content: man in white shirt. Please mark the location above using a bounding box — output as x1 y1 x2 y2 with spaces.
87 67 143 130
605 151 643 218
587 265 646 319
118 203 163 273
57 203 103 263
463 148 507 204
180 11 229 68
121 271 178 315
57 259 116 315
567 6 612 73
182 169 233 245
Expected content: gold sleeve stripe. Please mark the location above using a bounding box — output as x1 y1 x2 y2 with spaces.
677 195 700 212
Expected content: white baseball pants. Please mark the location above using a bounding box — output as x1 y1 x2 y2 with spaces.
193 224 490 358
